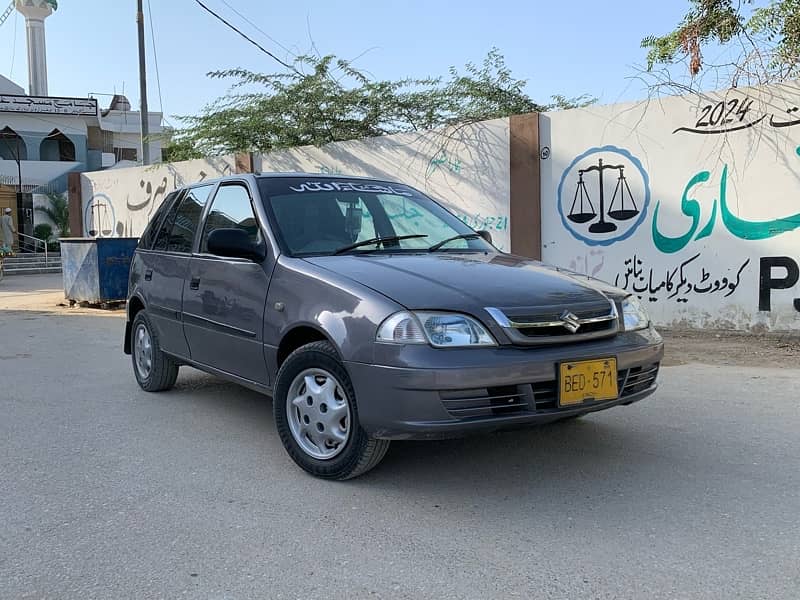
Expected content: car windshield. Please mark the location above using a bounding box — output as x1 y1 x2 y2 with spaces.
258 177 494 256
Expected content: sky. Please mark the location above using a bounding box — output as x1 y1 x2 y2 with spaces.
0 0 692 121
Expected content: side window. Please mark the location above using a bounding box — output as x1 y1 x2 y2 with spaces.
201 184 260 253
139 190 178 250
165 184 214 253
152 190 184 251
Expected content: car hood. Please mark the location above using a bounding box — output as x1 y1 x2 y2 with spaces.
304 252 621 314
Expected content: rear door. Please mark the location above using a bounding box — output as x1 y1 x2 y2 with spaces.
139 184 214 359
182 182 271 385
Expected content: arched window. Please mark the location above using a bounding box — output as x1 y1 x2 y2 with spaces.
0 127 28 161
40 129 76 162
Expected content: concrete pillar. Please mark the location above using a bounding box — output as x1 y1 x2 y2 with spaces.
235 152 254 174
67 172 82 237
509 113 542 259
15 1 54 97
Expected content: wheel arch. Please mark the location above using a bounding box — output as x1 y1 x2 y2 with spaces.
124 294 147 355
276 325 338 370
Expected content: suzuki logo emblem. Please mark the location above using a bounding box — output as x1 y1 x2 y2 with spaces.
560 310 581 333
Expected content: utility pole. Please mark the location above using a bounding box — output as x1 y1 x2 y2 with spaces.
136 0 151 165
16 137 22 194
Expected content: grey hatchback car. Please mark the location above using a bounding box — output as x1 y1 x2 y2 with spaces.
125 174 663 479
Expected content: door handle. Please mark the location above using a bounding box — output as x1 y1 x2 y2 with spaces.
144 269 152 281
189 277 200 290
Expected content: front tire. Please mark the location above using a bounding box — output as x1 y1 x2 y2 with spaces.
131 311 179 392
274 341 390 480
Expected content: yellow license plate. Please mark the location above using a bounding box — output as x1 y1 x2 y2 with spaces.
559 358 618 407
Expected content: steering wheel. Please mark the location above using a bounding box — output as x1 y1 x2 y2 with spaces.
296 233 351 254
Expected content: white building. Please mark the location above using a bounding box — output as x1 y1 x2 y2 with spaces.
0 0 164 239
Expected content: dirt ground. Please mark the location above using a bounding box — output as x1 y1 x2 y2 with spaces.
660 328 800 368
2 274 798 368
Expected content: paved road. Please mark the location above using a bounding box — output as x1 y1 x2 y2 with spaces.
2 310 799 599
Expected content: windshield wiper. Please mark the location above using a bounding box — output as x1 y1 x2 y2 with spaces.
427 233 481 252
333 234 428 255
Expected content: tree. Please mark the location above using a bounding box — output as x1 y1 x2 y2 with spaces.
641 0 800 85
167 49 593 160
35 193 70 237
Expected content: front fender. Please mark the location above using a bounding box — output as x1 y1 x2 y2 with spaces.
264 257 404 363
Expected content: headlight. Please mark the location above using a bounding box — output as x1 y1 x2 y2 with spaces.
376 311 496 347
621 296 650 331
376 312 427 344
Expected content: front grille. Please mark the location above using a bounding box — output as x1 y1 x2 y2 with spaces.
441 363 660 419
531 379 558 410
485 300 619 346
531 363 659 413
517 319 613 338
440 385 529 418
620 363 660 396
509 301 613 323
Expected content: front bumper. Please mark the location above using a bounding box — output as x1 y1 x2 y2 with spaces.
346 328 664 440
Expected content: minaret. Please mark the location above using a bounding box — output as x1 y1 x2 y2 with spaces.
15 0 55 97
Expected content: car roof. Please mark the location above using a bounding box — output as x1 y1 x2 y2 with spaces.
180 172 403 190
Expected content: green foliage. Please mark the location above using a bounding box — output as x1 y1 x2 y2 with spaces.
35 193 70 237
641 0 800 80
33 223 53 243
749 0 800 72
167 49 593 159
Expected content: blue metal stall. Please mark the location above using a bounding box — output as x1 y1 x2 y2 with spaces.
60 237 138 304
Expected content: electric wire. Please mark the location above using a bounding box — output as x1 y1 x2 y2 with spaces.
145 0 172 127
218 0 296 59
192 0 297 72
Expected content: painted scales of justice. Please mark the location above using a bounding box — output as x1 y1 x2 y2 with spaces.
568 158 640 233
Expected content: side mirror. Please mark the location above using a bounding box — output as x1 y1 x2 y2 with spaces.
476 230 493 245
207 228 266 262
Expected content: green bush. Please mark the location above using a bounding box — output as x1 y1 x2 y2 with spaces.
34 223 54 243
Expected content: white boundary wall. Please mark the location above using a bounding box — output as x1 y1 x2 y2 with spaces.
80 119 512 250
256 118 512 250
80 156 236 238
540 82 800 331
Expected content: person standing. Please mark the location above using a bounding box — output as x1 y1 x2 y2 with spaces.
1 208 17 251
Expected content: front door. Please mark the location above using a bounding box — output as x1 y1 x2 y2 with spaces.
182 183 271 385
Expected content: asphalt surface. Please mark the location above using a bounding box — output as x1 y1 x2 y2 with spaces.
1 309 799 599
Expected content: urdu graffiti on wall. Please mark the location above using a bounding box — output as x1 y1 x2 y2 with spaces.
652 158 800 254
456 213 508 232
426 150 462 177
548 84 800 327
559 146 800 253
673 92 800 135
614 253 751 304
84 163 232 238
557 146 651 246
317 165 343 175
568 249 605 277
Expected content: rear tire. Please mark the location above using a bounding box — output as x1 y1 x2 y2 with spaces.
131 311 179 392
274 341 390 480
